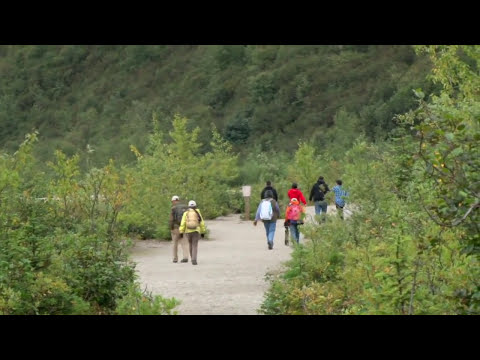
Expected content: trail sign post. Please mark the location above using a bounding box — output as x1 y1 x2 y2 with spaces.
242 185 251 220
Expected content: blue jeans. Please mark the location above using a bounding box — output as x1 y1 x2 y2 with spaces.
263 221 276 245
314 200 328 215
289 223 300 244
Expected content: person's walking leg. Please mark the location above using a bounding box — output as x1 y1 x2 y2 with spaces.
268 221 276 248
321 200 328 223
294 224 300 244
180 233 189 262
263 222 270 248
190 232 200 265
171 227 179 262
322 201 328 214
187 233 193 259
336 204 344 220
289 224 297 243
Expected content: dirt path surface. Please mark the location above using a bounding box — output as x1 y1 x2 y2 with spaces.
130 205 338 315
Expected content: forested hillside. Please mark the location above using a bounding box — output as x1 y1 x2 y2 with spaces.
1 45 478 315
0 45 434 168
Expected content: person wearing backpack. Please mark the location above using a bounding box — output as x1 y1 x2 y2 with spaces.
179 200 206 265
284 198 306 244
253 190 280 250
260 180 278 202
309 176 330 221
169 195 189 263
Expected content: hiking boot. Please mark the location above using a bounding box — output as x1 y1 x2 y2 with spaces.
268 243 273 250
192 260 198 265
180 258 188 263
173 259 178 263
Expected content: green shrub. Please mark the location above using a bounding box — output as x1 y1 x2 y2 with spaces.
260 138 480 315
115 285 180 315
122 114 240 239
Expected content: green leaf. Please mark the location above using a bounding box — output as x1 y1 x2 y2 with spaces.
445 133 455 141
413 88 425 99
450 147 463 157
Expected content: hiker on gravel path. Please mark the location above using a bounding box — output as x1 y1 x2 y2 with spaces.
169 195 189 263
253 190 280 250
284 197 305 244
179 200 206 265
332 179 348 220
309 176 330 221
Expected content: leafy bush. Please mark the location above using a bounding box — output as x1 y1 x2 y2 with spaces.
115 285 180 315
121 114 240 239
248 71 278 104
260 137 480 315
0 133 177 314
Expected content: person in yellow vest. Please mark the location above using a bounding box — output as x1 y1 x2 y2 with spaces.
179 200 206 265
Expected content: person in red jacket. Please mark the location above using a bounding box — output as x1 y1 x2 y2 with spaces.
287 183 307 206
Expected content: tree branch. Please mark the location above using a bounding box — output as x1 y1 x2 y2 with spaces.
452 200 480 226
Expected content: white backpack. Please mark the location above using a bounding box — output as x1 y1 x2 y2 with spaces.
259 199 273 220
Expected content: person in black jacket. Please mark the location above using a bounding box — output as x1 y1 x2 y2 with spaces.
260 181 278 202
309 176 330 220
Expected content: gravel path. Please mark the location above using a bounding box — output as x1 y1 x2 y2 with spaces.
130 205 340 315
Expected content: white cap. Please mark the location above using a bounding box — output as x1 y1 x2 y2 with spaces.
171 195 180 201
188 200 197 207
291 198 298 202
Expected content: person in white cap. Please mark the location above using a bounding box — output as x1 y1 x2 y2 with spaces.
179 200 206 265
169 195 189 263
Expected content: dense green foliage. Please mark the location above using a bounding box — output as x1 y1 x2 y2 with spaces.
260 139 479 314
0 45 433 170
121 113 241 239
400 45 479 255
259 45 480 315
1 45 478 315
0 133 179 314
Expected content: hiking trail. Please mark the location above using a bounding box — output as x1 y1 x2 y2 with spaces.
130 205 340 315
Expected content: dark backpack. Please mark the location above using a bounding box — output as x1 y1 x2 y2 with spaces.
173 204 188 225
319 182 328 194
